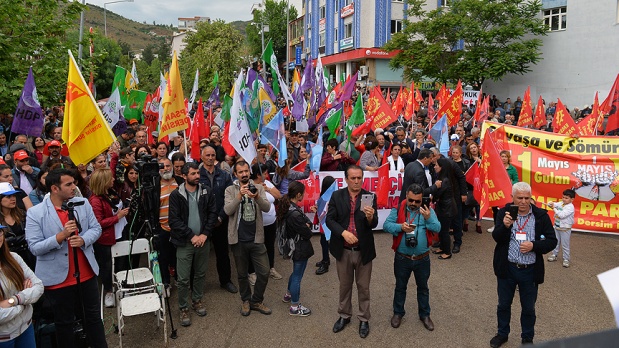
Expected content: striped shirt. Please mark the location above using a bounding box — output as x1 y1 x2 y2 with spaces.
508 207 536 265
159 180 178 232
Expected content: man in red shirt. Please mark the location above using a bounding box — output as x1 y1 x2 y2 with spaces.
25 169 107 348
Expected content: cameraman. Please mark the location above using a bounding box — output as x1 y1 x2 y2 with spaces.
25 168 107 348
383 184 440 332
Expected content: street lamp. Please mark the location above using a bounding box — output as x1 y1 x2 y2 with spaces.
252 2 267 79
105 0 135 37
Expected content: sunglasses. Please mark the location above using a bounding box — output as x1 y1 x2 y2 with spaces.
407 199 422 203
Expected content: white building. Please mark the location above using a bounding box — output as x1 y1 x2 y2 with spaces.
177 16 210 32
170 29 196 58
484 0 619 109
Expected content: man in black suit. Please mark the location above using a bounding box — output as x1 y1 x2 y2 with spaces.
399 148 441 203
326 165 378 339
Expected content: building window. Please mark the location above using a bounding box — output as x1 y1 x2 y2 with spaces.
334 28 338 42
438 0 450 7
390 20 402 34
344 0 352 5
320 6 326 19
319 31 326 47
544 7 567 31
344 23 353 38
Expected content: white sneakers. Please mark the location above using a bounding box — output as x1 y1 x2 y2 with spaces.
487 226 495 233
547 255 557 262
104 292 115 308
270 268 283 280
562 260 570 268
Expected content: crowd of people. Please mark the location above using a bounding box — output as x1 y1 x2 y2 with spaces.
0 86 584 348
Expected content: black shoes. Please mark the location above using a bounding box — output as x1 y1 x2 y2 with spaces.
490 335 508 348
332 317 351 333
359 321 369 338
221 282 238 293
452 245 461 253
420 316 434 331
316 264 329 275
522 338 533 345
390 314 402 328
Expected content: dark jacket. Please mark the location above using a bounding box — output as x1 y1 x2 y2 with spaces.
326 188 378 265
168 183 217 247
492 203 557 285
399 160 439 202
11 167 40 192
285 202 314 261
88 194 119 246
431 177 457 219
199 164 233 221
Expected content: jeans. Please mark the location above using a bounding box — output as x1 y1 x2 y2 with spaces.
45 277 107 348
552 228 571 261
287 259 308 305
0 324 35 348
176 240 210 310
93 243 112 291
264 223 276 268
393 253 431 318
231 242 270 304
497 264 538 340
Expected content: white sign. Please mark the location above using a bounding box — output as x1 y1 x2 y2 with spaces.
341 3 354 18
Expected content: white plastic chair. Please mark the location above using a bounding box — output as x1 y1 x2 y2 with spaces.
111 239 167 347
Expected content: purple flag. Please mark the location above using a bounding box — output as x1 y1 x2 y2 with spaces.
301 56 314 92
13 67 43 136
246 68 257 89
206 85 220 109
257 75 277 102
338 72 358 104
112 117 127 136
292 88 305 121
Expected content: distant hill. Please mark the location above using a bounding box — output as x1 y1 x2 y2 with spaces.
230 20 251 39
82 4 175 52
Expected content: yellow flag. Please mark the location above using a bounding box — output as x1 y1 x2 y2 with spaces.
63 50 116 165
259 88 277 125
125 70 137 93
160 51 189 139
291 69 301 93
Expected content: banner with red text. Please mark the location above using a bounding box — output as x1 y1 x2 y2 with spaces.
481 121 619 234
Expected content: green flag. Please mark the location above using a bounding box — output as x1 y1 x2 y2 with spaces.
124 90 148 121
112 66 128 106
326 108 342 140
250 78 261 120
349 95 365 125
262 39 280 96
210 71 219 88
220 94 233 122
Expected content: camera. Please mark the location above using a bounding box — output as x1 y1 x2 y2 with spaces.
247 182 258 194
405 233 418 248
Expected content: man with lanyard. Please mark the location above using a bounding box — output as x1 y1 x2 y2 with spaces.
383 183 440 331
199 145 237 294
156 157 181 292
25 168 107 347
490 182 557 347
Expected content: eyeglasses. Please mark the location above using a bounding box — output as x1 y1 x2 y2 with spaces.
407 199 422 203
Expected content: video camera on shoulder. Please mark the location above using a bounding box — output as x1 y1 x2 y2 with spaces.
135 153 163 187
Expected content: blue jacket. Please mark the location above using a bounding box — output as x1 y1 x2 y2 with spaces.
25 197 102 286
383 206 440 255
199 164 233 221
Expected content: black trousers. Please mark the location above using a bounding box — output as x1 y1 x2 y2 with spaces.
45 277 108 348
211 218 233 286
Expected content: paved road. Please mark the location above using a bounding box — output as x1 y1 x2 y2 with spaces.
104 220 619 347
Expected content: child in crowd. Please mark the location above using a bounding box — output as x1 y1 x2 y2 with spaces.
547 189 576 268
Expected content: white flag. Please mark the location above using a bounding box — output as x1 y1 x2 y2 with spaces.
131 61 139 85
158 72 167 124
229 71 257 164
188 69 199 111
102 88 123 128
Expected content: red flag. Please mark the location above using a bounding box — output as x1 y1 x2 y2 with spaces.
472 92 483 126
366 86 397 131
517 86 533 128
376 163 390 207
404 83 415 121
533 95 546 129
291 159 308 172
478 128 513 218
436 84 449 107
189 114 201 162
552 99 578 136
392 86 404 116
436 80 462 127
385 88 392 105
489 125 508 153
415 87 423 105
221 121 236 156
602 73 619 132
465 162 481 204
315 82 342 125
427 93 436 124
578 92 603 136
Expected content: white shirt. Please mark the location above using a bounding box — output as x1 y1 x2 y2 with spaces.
262 180 277 226
19 171 33 195
388 156 404 171
417 159 432 187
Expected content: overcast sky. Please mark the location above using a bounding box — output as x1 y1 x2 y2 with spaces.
85 0 302 26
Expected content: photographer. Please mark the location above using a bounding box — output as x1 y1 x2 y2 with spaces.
25 168 106 348
383 184 440 331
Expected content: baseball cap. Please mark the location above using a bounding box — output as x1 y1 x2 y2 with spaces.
290 130 299 135
48 140 62 147
0 182 19 196
129 119 139 125
13 150 29 161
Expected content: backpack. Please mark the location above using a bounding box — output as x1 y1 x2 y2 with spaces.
276 210 300 259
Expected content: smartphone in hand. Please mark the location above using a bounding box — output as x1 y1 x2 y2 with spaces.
360 194 374 210
422 197 431 209
508 205 519 219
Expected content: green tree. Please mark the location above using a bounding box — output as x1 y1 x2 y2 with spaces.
0 0 85 112
142 44 155 65
179 20 244 97
156 38 171 65
246 0 298 65
384 0 546 87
